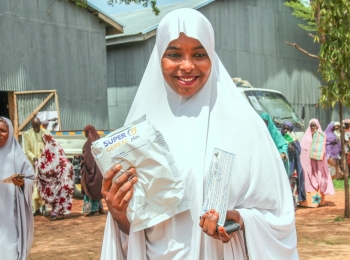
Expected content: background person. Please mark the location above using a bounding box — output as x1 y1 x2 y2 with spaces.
81 125 104 217
343 119 350 169
324 122 343 180
37 133 74 220
23 117 49 216
281 121 306 210
0 117 35 260
299 119 335 208
260 112 290 177
100 9 298 259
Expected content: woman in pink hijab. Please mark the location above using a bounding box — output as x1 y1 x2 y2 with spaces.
299 119 335 207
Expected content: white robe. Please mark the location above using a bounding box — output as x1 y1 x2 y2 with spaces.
101 8 298 260
0 117 34 260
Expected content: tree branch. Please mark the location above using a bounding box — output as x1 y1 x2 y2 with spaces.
285 41 319 59
308 33 315 39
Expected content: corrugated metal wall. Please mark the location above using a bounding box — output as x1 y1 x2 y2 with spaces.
106 0 349 130
0 0 109 130
107 39 155 129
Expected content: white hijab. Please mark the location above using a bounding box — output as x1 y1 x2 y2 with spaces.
0 117 35 260
101 8 298 260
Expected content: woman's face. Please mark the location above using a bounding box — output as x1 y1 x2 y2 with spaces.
0 121 9 148
161 33 212 98
282 125 290 135
310 122 318 132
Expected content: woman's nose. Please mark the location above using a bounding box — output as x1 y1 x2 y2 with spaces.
179 59 195 72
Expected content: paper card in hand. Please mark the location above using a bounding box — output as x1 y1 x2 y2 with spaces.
202 148 235 227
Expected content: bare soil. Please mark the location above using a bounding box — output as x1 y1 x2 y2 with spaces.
28 191 350 259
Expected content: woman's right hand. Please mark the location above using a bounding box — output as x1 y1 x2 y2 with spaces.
101 164 138 235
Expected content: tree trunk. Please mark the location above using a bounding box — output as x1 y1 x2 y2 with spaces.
339 102 350 217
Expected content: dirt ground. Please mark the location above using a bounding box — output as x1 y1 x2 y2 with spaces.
29 191 350 260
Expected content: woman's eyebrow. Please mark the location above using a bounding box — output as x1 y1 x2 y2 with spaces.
193 45 205 50
166 46 180 50
166 45 205 50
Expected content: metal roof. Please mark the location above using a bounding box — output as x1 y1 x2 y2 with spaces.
106 0 214 45
87 0 124 35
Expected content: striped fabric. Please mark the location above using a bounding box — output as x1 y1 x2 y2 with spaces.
309 131 326 160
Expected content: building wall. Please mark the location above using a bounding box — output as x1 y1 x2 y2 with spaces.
107 39 155 129
106 0 348 130
0 0 109 130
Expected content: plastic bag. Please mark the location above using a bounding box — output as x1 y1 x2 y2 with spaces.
91 115 189 232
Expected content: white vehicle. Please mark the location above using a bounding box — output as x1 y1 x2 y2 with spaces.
233 78 305 140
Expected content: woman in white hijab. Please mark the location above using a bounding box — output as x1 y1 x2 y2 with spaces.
100 9 298 260
0 117 35 259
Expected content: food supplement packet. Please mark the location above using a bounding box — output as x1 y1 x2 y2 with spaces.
91 115 189 232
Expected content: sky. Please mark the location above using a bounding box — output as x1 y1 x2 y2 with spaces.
88 0 186 15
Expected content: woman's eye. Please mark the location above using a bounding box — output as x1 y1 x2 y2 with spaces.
167 53 180 58
194 53 207 58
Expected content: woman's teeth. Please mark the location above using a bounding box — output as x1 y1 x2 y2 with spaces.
179 77 195 82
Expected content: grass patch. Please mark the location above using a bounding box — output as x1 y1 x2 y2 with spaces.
332 179 350 191
334 216 345 222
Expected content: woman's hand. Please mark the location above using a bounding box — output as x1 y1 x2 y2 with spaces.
199 209 244 243
12 177 24 187
101 164 138 235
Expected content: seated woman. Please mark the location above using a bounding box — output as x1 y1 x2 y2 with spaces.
299 119 335 207
100 9 298 259
260 112 290 177
281 121 306 209
0 117 35 259
37 133 74 220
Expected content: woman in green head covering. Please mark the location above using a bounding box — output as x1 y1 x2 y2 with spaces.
260 113 290 176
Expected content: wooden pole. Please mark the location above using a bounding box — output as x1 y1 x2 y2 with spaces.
54 91 62 130
13 93 19 140
14 90 57 94
18 92 55 132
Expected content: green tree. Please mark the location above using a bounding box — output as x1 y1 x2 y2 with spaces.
69 0 159 15
285 0 350 217
107 1 160 15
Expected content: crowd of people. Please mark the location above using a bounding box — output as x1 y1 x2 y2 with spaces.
1 8 350 260
262 115 350 210
0 115 105 259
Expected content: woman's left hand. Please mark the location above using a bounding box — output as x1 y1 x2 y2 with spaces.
199 209 244 243
12 177 24 187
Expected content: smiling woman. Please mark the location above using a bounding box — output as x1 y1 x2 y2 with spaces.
161 33 211 98
0 118 9 147
101 8 298 260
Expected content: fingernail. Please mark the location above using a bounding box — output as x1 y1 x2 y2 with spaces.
115 164 122 170
218 227 224 232
210 209 214 213
126 168 136 176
